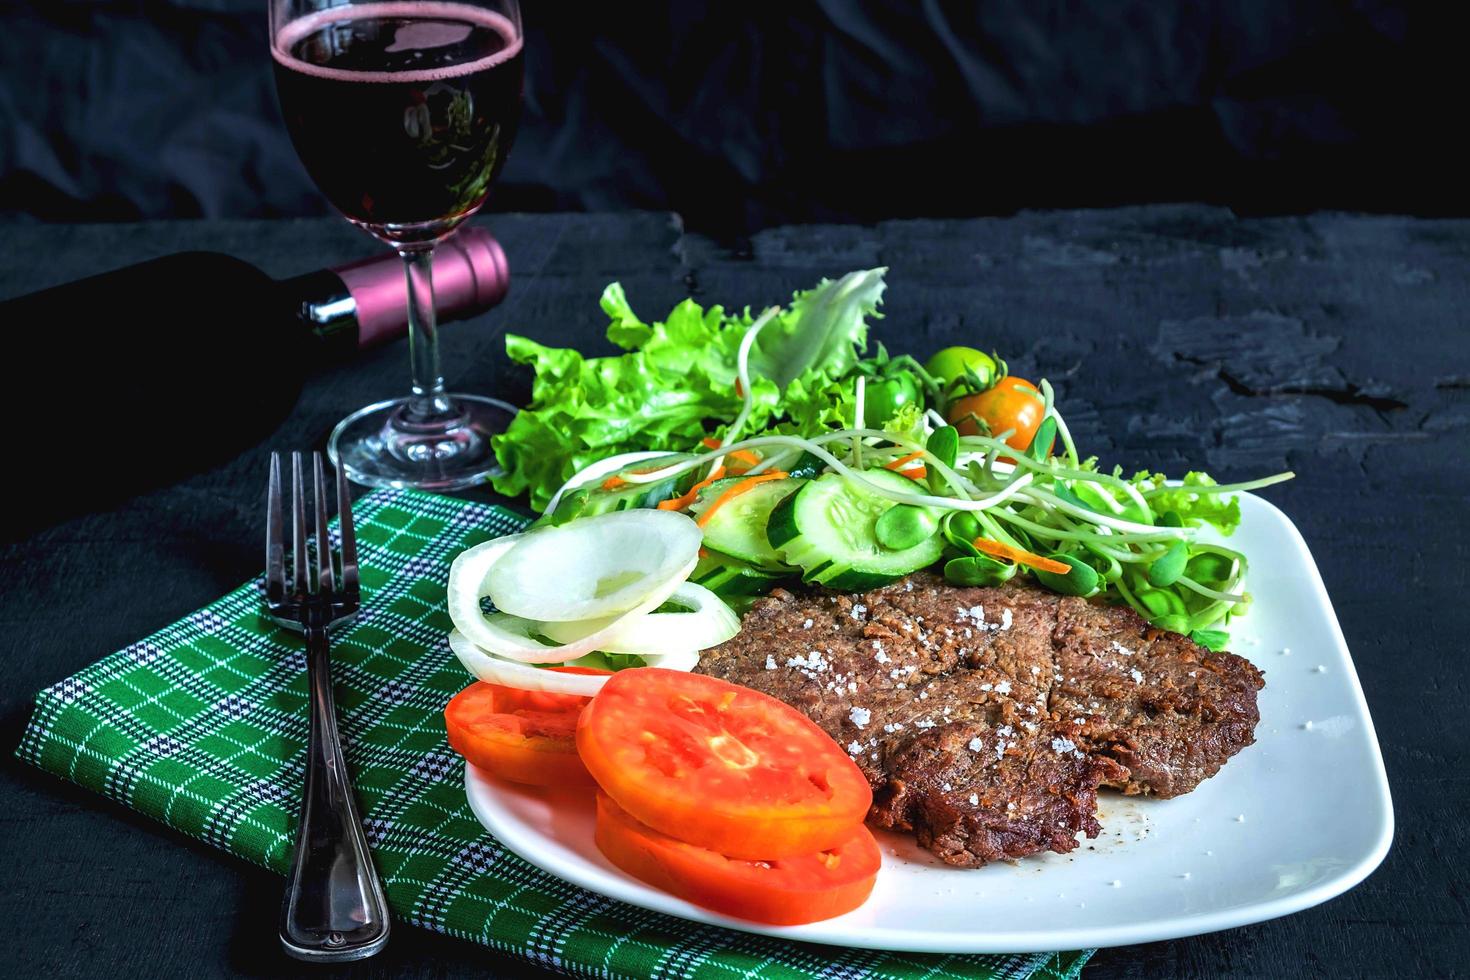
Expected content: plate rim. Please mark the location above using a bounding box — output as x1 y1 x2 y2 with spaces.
462 492 1395 953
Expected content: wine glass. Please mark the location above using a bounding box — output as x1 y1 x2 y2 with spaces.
270 0 523 490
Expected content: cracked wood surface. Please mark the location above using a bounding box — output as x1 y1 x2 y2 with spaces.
0 208 1465 979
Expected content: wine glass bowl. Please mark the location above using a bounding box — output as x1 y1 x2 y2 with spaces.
270 0 523 489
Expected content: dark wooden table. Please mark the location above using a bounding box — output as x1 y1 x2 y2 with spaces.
1 208 1465 979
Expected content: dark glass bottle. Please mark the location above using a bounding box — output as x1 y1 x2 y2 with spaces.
1 229 508 533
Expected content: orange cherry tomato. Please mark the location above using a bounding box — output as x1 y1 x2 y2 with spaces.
947 376 1053 455
593 791 880 925
575 668 873 860
444 669 610 787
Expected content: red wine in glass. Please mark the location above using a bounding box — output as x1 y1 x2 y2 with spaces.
274 3 523 237
270 0 524 493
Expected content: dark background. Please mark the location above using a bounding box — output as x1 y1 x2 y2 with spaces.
1 0 1462 235
3 3 1469 980
3 209 1468 980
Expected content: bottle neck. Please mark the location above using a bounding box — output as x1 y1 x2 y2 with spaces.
278 228 510 359
278 268 365 361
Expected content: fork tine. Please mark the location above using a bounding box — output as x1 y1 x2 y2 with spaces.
312 453 333 594
291 452 308 596
336 459 359 599
266 453 286 604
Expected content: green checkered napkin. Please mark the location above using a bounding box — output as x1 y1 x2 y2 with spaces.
17 488 1091 980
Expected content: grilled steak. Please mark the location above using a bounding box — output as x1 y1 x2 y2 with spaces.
695 574 1264 867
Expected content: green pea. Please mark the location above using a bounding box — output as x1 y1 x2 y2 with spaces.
944 555 1016 587
951 511 981 540
875 505 937 551
1033 553 1100 596
1147 540 1190 587
1159 510 1184 528
1150 613 1190 634
941 511 983 555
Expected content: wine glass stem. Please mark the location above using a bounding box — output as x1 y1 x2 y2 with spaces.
400 246 454 422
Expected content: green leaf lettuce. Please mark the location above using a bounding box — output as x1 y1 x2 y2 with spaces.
490 270 887 510
1132 470 1243 535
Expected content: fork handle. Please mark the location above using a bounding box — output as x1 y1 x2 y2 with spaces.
279 625 391 962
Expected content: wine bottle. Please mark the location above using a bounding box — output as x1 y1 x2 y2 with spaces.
2 228 509 535
284 227 509 357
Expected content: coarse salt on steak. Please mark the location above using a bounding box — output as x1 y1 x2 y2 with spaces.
695 574 1263 867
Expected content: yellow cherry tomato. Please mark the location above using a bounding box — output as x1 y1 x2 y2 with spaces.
947 376 1051 455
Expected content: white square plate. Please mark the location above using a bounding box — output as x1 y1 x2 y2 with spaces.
464 493 1393 952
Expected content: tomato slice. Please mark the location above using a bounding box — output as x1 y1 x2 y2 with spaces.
444 668 609 787
594 791 879 925
575 668 873 859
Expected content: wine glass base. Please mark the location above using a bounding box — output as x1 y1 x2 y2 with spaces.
328 393 518 492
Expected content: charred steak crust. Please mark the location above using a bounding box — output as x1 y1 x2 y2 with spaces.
1052 596 1264 798
694 574 1264 867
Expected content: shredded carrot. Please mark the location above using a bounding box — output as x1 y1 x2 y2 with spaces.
883 451 927 482
698 436 758 466
727 448 761 467
602 462 677 490
699 436 761 469
694 472 790 528
970 537 1071 575
884 451 926 471
656 466 728 511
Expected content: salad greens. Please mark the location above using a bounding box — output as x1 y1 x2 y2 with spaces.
492 268 886 510
495 267 1292 647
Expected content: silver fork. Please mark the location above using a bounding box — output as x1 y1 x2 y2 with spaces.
266 452 390 962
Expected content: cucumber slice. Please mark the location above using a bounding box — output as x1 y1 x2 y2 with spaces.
691 554 786 597
688 477 803 571
767 469 944 591
545 459 686 525
786 451 827 480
